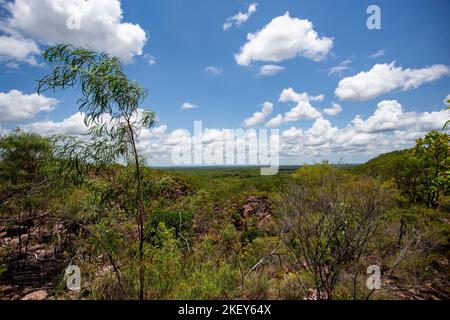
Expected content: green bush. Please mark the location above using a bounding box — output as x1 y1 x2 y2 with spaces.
145 210 193 242
241 227 264 243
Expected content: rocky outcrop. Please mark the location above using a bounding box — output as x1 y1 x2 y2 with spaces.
237 196 272 230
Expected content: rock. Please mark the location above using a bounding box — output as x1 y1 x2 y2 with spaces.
303 288 328 300
22 290 48 300
0 285 13 295
238 196 272 230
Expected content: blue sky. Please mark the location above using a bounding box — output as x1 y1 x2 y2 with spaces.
0 0 449 165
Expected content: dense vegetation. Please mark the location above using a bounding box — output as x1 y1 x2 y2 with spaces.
0 45 449 300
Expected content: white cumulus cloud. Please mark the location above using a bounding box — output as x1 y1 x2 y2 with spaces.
263 88 324 127
0 90 59 122
0 0 147 64
265 114 283 128
24 112 88 136
351 100 449 133
235 12 333 66
280 88 323 122
277 99 449 163
335 62 450 101
223 3 258 31
323 103 343 116
0 35 40 65
243 102 273 127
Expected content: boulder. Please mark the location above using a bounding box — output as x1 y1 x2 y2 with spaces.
21 290 48 300
238 196 272 230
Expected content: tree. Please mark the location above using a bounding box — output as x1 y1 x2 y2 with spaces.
410 131 449 207
0 131 53 256
37 44 156 299
280 164 392 299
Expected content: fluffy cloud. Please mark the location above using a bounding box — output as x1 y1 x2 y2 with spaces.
0 0 147 64
303 117 338 146
205 66 223 75
20 99 450 166
257 64 285 77
0 35 40 65
235 12 333 66
223 3 258 31
181 102 199 110
0 90 59 122
277 99 449 162
23 111 171 164
351 100 449 133
266 114 283 128
323 103 342 116
335 62 450 101
280 88 323 122
262 88 324 127
166 129 192 146
282 127 302 139
24 112 88 136
243 102 273 127
279 88 324 104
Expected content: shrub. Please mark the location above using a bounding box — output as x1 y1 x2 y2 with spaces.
280 164 393 299
145 210 193 244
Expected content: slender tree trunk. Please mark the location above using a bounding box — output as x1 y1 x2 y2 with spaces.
127 120 146 300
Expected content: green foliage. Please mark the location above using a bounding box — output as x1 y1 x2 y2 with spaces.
37 43 158 299
0 130 54 225
1 42 449 301
241 227 264 243
410 131 449 207
353 131 449 208
0 130 52 189
37 44 152 127
282 163 394 299
145 210 193 243
36 43 156 188
293 161 348 186
143 223 182 298
350 149 410 181
174 262 240 300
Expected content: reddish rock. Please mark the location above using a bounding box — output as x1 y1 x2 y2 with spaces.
239 196 272 230
22 290 48 300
